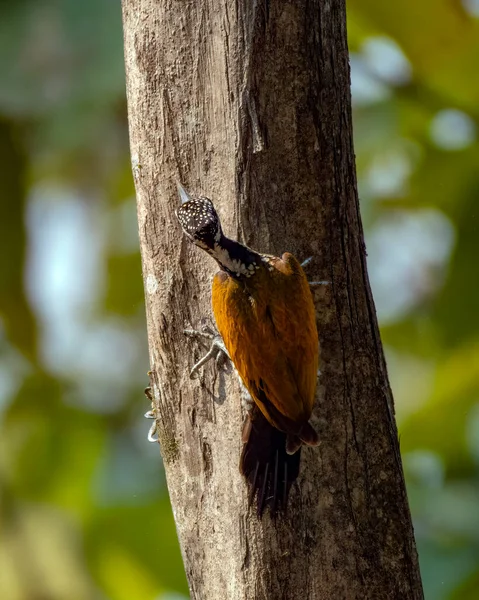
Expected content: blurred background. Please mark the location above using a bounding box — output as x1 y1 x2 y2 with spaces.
0 0 478 598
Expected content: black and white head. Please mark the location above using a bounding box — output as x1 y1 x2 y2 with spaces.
176 184 222 251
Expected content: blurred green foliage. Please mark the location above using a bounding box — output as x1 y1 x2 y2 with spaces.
0 1 478 598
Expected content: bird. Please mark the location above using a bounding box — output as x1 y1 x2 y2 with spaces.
176 183 320 515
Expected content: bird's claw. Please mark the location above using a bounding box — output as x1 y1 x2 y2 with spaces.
300 256 330 286
184 326 216 342
301 256 313 268
144 387 158 443
184 326 230 378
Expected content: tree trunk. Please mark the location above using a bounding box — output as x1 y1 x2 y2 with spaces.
121 1 424 598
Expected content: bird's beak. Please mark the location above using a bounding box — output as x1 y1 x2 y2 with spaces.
177 182 192 205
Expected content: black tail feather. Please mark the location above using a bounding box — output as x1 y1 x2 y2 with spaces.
240 407 301 517
273 449 279 514
258 462 270 515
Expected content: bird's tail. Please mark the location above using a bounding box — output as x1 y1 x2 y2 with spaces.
240 406 301 517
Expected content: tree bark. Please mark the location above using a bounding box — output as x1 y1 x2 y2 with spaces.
121 1 424 599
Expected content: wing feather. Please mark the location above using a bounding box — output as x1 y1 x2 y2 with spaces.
212 253 318 434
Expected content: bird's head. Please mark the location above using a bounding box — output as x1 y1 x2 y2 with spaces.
175 183 222 251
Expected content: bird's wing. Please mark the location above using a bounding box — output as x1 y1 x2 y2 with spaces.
212 254 318 433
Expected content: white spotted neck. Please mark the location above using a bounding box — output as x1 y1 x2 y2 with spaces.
210 235 261 279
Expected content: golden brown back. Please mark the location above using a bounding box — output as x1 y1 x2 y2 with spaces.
212 253 318 436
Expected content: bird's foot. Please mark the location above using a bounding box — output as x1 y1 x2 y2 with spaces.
300 256 313 268
238 379 254 413
301 256 331 287
144 386 158 443
184 325 230 378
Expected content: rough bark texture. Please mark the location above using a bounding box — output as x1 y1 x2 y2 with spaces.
121 1 424 599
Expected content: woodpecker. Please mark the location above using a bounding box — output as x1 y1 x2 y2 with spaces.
176 184 319 515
